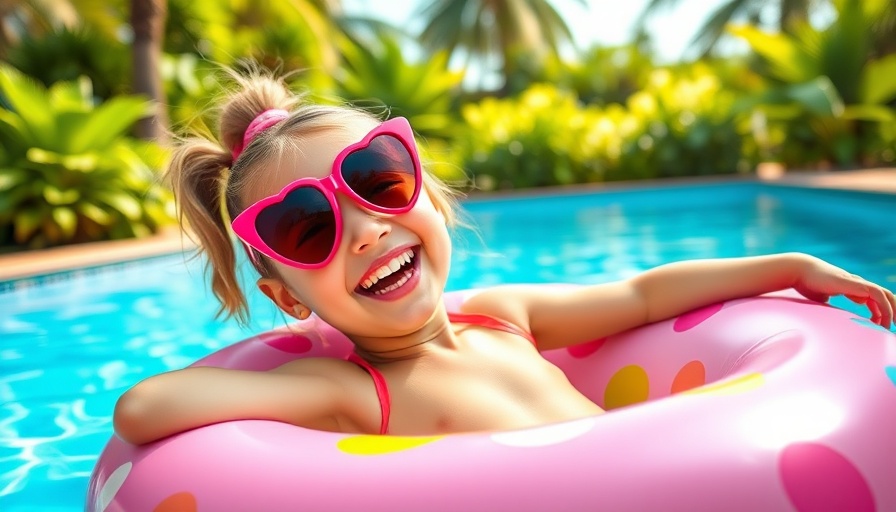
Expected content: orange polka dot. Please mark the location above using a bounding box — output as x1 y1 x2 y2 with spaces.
671 360 706 394
684 372 764 396
337 435 443 455
153 492 197 512
603 365 650 409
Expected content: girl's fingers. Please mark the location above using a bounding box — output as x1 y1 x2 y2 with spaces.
842 279 893 328
872 288 893 328
866 286 892 328
885 288 896 328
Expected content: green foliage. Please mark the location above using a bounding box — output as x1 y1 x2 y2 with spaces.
5 26 132 101
454 64 751 190
729 0 896 167
0 65 174 250
416 0 583 91
161 53 225 136
613 65 750 180
456 84 602 189
518 44 656 106
335 34 464 141
167 0 338 92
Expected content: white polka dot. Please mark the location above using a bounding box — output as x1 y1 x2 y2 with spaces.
97 462 132 512
491 417 598 447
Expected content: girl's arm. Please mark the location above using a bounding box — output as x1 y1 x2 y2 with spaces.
113 359 351 445
473 253 894 351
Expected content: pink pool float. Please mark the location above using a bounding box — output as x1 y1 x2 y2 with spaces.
87 289 896 511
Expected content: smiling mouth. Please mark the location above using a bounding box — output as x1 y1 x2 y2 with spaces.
356 246 420 296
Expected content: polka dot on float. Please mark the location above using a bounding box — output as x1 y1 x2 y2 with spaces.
683 372 764 396
673 302 724 332
337 435 443 455
97 462 131 511
779 442 875 512
153 492 198 512
265 334 313 354
671 360 706 394
568 338 606 358
603 365 649 409
886 366 896 387
491 417 598 447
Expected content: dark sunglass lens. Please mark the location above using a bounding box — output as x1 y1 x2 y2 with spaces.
341 134 417 209
255 186 335 265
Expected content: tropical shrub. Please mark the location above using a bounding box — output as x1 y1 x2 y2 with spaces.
166 0 338 93
5 26 132 100
162 53 225 135
524 44 656 106
454 84 605 190
729 0 896 167
335 34 465 141
453 65 750 190
612 64 749 180
0 65 174 250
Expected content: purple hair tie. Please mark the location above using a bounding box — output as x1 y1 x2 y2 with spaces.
231 109 289 161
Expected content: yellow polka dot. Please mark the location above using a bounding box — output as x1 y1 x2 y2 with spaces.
337 435 443 455
684 372 765 396
603 365 650 409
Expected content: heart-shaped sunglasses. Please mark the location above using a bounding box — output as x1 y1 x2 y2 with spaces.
231 117 422 269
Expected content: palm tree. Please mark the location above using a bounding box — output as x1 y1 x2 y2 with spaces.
633 0 817 59
131 0 168 142
416 0 586 93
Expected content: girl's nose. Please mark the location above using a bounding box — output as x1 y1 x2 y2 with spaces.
340 198 391 254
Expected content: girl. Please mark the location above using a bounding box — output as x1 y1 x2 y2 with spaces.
113 71 895 445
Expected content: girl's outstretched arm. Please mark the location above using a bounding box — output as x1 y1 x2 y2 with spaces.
626 252 893 327
113 359 352 445
471 253 894 351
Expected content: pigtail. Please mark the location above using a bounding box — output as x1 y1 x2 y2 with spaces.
164 70 302 323
165 138 250 322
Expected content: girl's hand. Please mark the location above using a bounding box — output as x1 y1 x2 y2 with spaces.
792 255 895 328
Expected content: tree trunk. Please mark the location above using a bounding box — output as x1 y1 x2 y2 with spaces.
131 0 169 143
779 0 809 33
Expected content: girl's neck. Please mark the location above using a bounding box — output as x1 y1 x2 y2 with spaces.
350 307 457 364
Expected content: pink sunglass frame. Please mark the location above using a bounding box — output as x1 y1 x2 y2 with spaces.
231 117 422 269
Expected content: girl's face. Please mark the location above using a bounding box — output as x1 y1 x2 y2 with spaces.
250 120 452 338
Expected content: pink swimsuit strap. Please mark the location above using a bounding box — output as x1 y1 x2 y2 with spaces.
447 312 537 347
346 312 537 435
345 352 391 435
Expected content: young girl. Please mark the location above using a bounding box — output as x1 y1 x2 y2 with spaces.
113 72 895 445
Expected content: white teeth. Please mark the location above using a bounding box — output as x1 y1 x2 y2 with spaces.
360 249 416 290
374 270 413 295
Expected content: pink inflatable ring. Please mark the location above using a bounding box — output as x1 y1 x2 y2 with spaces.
88 289 896 512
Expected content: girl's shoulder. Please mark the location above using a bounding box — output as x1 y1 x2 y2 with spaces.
272 356 371 382
456 284 546 334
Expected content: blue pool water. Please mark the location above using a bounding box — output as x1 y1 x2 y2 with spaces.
2 181 895 510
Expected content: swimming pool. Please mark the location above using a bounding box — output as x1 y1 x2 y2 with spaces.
2 181 895 510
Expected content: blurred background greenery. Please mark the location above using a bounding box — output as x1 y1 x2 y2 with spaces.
1 0 894 250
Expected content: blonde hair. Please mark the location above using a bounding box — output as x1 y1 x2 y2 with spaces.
166 70 460 323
